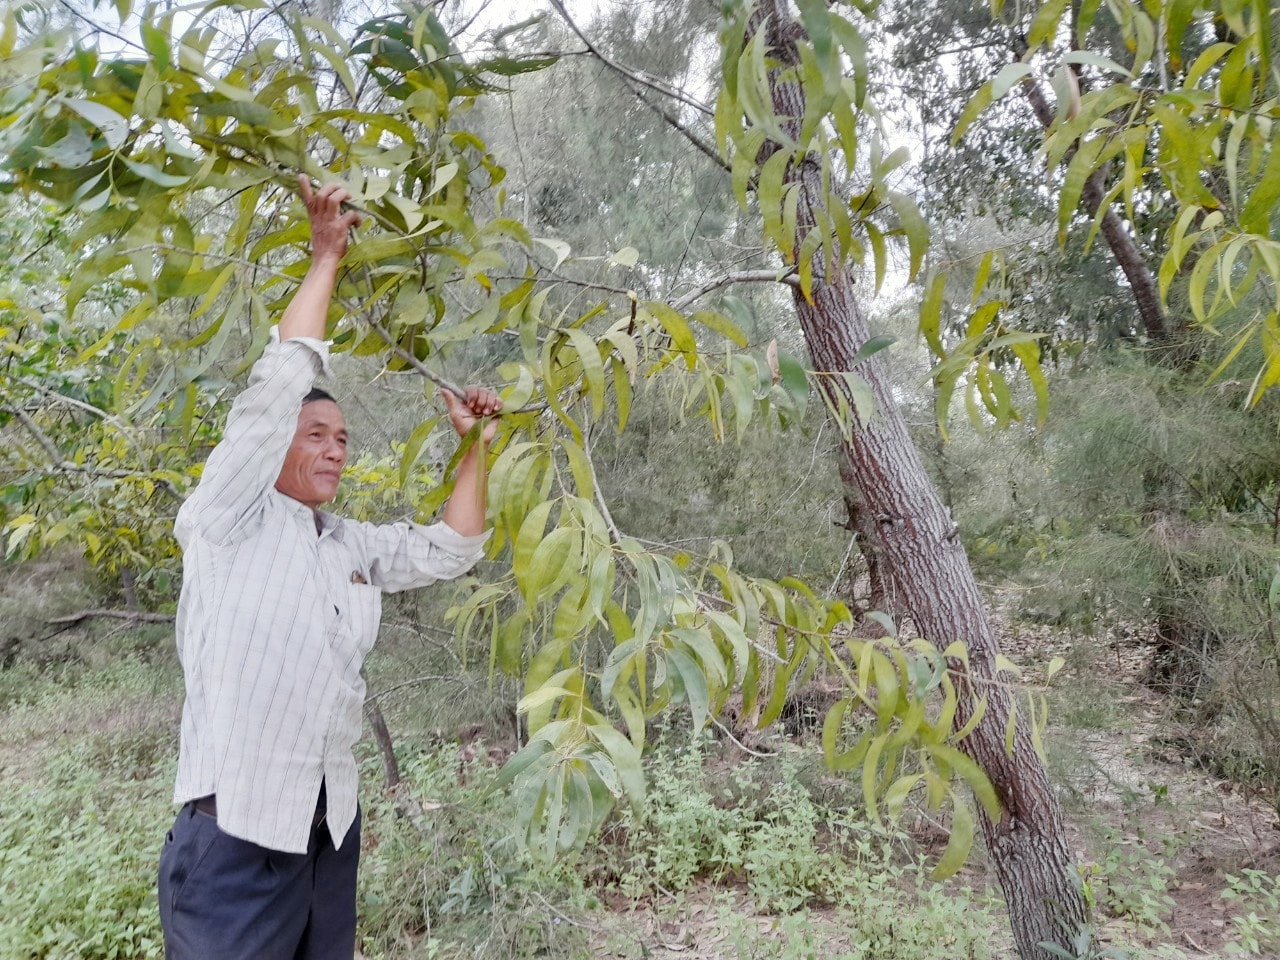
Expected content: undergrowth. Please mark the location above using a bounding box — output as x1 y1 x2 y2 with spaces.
5 638 1273 959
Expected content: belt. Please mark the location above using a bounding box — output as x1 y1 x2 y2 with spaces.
192 795 328 830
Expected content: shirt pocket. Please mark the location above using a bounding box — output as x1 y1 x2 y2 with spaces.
346 582 382 656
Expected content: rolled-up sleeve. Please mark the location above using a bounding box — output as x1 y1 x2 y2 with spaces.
177 329 332 546
354 520 490 593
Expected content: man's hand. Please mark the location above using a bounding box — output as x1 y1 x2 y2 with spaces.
278 178 361 342
442 386 502 443
299 176 361 267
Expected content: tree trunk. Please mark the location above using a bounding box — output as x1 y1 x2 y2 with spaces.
837 454 901 632
755 4 1090 956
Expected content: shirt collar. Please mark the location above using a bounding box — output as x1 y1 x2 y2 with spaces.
277 491 346 542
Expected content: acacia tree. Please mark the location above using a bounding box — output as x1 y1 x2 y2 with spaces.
705 2 1087 955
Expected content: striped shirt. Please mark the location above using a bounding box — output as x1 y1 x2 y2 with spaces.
171 329 487 854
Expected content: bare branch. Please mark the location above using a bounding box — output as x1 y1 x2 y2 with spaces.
630 85 728 173
671 268 798 311
546 0 714 117
19 377 148 461
582 427 623 544
48 609 174 625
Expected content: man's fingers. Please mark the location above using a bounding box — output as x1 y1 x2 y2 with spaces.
298 174 314 203
462 386 501 416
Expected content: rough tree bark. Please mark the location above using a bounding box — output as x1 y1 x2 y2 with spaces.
753 4 1090 956
837 454 901 632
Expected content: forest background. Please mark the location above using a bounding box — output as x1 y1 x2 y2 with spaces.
1 0 1280 958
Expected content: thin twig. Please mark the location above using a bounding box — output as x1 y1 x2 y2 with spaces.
18 378 147 460
582 427 623 544
546 0 714 117
365 673 467 704
711 715 778 757
48 609 174 625
630 85 728 173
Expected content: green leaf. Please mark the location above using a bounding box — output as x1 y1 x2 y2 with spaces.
886 190 928 282
671 627 728 688
1009 339 1049 427
840 371 876 426
564 328 606 420
822 697 851 766
1046 656 1066 681
667 646 710 734
398 416 440 488
852 335 895 366
534 236 571 268
776 351 809 417
920 273 946 358
496 738 555 788
517 682 578 715
557 437 595 502
609 246 639 268
476 54 560 77
644 302 698 369
951 81 993 145
120 156 189 188
589 722 645 807
930 795 975 880
928 743 1001 821
1028 0 1071 48
1061 50 1134 78
862 733 888 822
1240 139 1280 235
513 499 555 606
63 98 129 150
991 63 1033 99
691 309 748 347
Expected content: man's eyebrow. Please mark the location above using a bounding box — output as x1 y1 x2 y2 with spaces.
300 418 348 434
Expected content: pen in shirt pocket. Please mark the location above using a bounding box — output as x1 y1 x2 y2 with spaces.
350 570 368 585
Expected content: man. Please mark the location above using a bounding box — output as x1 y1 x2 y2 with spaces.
158 178 502 959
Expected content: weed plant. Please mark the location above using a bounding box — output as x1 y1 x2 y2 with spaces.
355 743 593 960
0 657 178 959
607 744 1000 958
1222 869 1280 956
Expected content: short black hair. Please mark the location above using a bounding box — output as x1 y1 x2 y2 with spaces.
303 387 336 405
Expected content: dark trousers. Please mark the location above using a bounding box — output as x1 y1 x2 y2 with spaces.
157 798 360 960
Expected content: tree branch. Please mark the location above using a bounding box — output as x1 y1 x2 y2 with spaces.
546 0 714 118
630 85 729 173
18 377 148 461
2 404 183 499
671 268 798 311
48 609 174 625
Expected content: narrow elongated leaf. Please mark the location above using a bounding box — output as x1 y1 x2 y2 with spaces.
667 646 709 734
644 302 698 369
930 795 975 879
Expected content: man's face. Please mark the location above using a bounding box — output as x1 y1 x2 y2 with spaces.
275 399 348 509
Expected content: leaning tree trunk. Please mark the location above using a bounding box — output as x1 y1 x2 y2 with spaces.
754 4 1089 956
837 454 902 632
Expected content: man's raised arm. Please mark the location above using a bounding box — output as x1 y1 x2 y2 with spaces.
176 180 360 545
